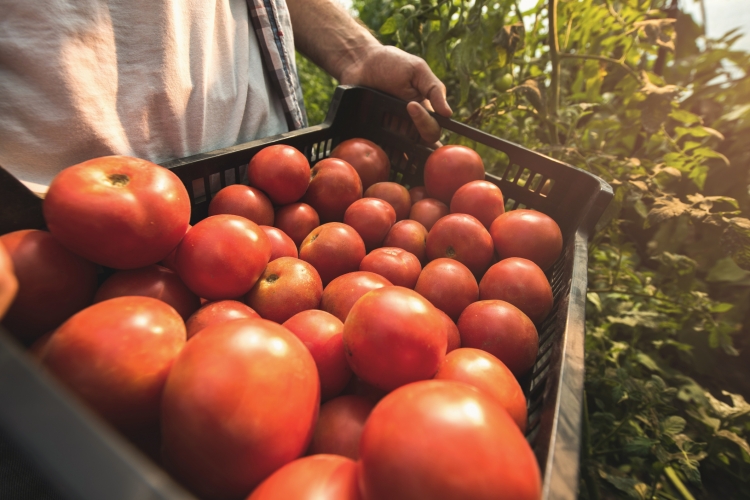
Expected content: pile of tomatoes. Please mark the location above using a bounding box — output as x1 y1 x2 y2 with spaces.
0 138 565 500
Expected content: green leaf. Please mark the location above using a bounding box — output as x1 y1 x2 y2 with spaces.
636 352 663 373
379 14 403 35
706 257 750 284
645 195 689 228
587 292 602 311
661 416 687 435
710 303 734 313
670 108 702 125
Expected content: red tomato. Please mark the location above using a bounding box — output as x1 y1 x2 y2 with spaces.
414 258 478 322
382 220 428 264
358 380 541 500
185 300 260 339
274 203 320 247
209 184 274 226
450 180 505 229
247 455 360 500
43 155 190 269
409 198 449 231
343 198 397 252
245 257 323 324
94 265 200 320
283 310 351 401
423 145 485 204
299 223 366 286
162 318 319 499
479 258 553 323
175 215 271 300
303 158 363 223
436 309 461 353
160 224 191 271
320 271 392 323
408 186 428 204
330 138 391 191
260 226 298 260
343 287 446 391
364 182 411 221
307 395 375 459
426 214 495 277
435 348 527 431
42 297 186 432
341 377 388 404
0 229 98 342
457 300 539 376
248 145 311 205
490 209 563 271
359 247 422 289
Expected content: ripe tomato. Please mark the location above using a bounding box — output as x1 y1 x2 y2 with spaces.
307 395 375 459
490 209 563 271
343 287 446 391
320 271 392 323
423 145 485 204
358 380 541 500
330 138 391 191
185 300 260 339
162 318 319 499
274 203 320 247
43 155 191 269
175 215 271 300
343 198 397 252
299 223 366 286
283 310 351 401
42 296 186 432
303 158 363 223
450 180 505 229
434 348 527 431
248 145 311 205
414 258 478 322
408 186 428 204
359 247 422 289
382 220 428 264
247 455 360 500
479 257 553 324
260 226 298 260
364 182 411 221
409 198 449 231
208 184 274 226
0 229 98 342
426 214 494 277
94 264 200 320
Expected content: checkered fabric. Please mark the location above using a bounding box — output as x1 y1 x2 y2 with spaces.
247 0 308 131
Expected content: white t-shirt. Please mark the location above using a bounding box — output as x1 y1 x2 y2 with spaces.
0 0 289 191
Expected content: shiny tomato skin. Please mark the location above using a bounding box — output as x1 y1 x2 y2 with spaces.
248 145 311 205
414 258 478 322
162 318 320 500
42 296 186 432
274 203 320 248
209 184 274 226
303 158 363 223
299 223 366 287
307 395 375 459
175 215 271 300
358 380 541 500
423 145 485 204
490 209 563 271
426 214 494 277
382 220 428 265
437 309 461 353
435 348 527 431
479 257 553 324
283 310 351 401
330 138 391 192
364 182 411 221
185 300 260 339
247 454 361 500
320 271 392 323
457 300 539 376
43 155 190 269
343 198 397 252
260 226 298 260
450 180 505 229
359 247 422 289
343 287 446 392
94 264 200 320
0 230 98 341
409 198 449 231
408 186 428 205
160 224 191 271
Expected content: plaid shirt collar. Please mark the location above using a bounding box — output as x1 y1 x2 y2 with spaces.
247 0 308 131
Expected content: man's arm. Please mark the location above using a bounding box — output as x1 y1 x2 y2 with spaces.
286 0 451 144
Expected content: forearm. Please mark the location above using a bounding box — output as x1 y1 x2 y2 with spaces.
286 0 380 81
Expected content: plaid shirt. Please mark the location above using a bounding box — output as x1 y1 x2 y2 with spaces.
246 0 308 131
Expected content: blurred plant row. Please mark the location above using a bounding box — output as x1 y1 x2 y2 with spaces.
299 0 750 497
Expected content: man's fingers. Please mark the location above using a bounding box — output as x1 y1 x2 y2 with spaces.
412 60 452 117
0 243 18 319
406 101 441 145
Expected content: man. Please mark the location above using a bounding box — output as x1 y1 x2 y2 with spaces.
0 0 450 194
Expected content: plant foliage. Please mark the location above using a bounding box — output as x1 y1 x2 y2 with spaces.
298 1 750 497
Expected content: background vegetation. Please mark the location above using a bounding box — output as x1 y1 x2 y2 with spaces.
298 1 750 498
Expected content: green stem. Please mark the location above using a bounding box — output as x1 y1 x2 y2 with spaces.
547 0 560 145
664 466 696 500
559 53 642 83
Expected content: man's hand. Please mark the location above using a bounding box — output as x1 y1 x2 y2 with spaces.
0 242 18 320
286 0 451 144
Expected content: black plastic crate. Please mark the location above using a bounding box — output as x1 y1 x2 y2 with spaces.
0 85 612 500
